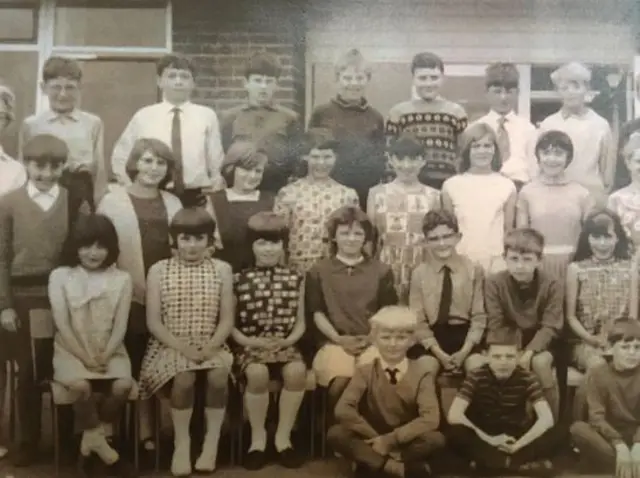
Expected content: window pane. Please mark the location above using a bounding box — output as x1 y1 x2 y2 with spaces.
0 52 38 157
54 7 166 47
0 8 37 42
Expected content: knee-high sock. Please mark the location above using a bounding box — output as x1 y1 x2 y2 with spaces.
245 391 269 452
170 408 193 476
275 389 304 452
195 407 226 471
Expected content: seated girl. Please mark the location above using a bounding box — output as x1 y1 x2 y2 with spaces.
138 208 234 477
233 211 306 470
49 214 135 477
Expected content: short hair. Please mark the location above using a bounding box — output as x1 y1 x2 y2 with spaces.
301 128 340 156
42 56 82 82
486 329 520 349
370 305 418 331
485 63 519 90
157 54 196 77
220 141 268 188
550 62 591 88
61 214 119 269
326 206 376 255
169 207 216 247
503 228 545 258
535 130 574 168
410 52 444 74
574 208 631 262
387 136 424 159
244 53 281 79
0 83 15 125
622 132 640 161
422 209 460 236
22 134 68 166
459 123 502 173
125 138 176 189
334 48 372 79
247 211 289 247
607 317 640 346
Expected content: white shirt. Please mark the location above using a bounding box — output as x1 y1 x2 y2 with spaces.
0 147 26 197
27 181 60 211
111 100 224 189
474 110 538 183
379 357 409 382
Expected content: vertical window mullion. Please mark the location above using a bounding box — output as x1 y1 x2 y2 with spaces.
36 0 55 113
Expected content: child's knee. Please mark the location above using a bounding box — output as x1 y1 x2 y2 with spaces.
413 355 441 375
173 371 196 394
69 379 92 399
531 352 555 386
111 378 133 398
244 364 270 393
585 354 606 370
463 353 485 373
206 367 229 390
281 361 307 391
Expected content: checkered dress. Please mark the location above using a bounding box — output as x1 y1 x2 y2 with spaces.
139 257 231 399
233 266 303 369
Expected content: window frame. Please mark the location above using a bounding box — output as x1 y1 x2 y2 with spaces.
0 2 40 44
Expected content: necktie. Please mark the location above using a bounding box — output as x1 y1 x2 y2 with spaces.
437 265 453 324
171 107 185 195
386 368 399 385
496 116 511 163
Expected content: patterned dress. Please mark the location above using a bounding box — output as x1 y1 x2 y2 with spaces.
233 266 303 369
139 257 233 399
368 181 440 301
608 185 640 251
274 177 359 273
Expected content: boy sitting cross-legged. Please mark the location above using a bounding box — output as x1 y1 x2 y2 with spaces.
328 305 445 478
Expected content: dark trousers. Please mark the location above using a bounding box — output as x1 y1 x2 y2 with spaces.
446 424 562 469
60 169 95 213
124 303 149 380
327 424 445 471
570 421 623 470
175 187 206 208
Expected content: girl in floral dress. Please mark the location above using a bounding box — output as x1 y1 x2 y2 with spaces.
232 212 306 470
49 214 134 477
139 208 234 477
274 129 359 273
442 122 517 273
517 130 593 283
367 136 440 303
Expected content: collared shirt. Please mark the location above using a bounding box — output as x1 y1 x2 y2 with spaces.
0 147 26 196
379 357 409 382
27 181 60 212
474 110 537 183
112 101 224 189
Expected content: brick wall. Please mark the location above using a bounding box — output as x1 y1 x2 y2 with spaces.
172 0 307 116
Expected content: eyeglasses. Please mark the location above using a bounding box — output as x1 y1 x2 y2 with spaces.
425 232 458 243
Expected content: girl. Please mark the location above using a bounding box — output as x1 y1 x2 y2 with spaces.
442 122 517 272
517 130 593 281
274 129 359 273
566 209 638 372
367 136 440 302
48 214 134 477
139 208 234 477
207 141 275 272
97 137 181 458
233 212 306 470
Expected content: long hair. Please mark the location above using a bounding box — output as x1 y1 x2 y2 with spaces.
61 214 119 269
573 208 631 262
458 123 502 173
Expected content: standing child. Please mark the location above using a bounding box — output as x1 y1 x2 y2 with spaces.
328 306 445 478
0 134 82 466
0 84 26 197
139 208 234 476
274 129 359 274
49 214 135 477
233 212 306 470
442 122 517 273
367 137 440 303
485 228 564 418
308 206 398 415
20 56 106 210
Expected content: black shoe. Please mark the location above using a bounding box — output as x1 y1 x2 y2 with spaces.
404 461 433 478
11 445 38 467
277 446 305 469
243 449 267 470
77 453 99 478
109 457 138 478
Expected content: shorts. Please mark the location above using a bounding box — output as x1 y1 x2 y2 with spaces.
312 343 379 387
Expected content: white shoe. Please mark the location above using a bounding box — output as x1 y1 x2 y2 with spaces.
171 441 192 477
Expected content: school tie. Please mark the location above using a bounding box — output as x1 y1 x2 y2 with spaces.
171 107 185 195
496 116 511 163
436 265 453 324
386 368 399 385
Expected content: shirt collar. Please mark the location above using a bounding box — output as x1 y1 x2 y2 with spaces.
43 109 80 122
243 102 277 112
329 255 368 274
379 357 409 376
508 269 540 296
332 95 370 112
426 252 464 274
162 100 191 113
487 110 516 123
560 107 590 120
27 181 59 198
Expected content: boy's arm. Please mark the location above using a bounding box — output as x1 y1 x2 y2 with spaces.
447 372 495 443
378 266 399 307
586 369 626 445
515 188 530 229
513 398 554 450
219 109 235 153
484 274 509 343
525 277 564 353
409 266 435 349
465 264 487 346
273 186 292 226
389 372 440 445
334 366 379 438
599 124 616 192
17 118 32 162
92 118 109 201
111 113 138 185
206 110 225 185
384 107 401 144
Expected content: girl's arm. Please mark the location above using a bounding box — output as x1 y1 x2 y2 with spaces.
314 311 341 344
206 261 235 349
565 263 598 344
441 185 454 216
630 259 639 320
515 189 530 228
503 189 517 233
146 261 187 352
102 274 133 359
282 280 307 346
230 295 268 348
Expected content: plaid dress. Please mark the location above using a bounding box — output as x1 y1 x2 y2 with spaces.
139 257 232 399
233 266 303 370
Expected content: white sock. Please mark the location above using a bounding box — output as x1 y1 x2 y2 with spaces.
275 389 304 452
245 391 269 452
81 427 119 464
194 407 226 472
170 408 193 476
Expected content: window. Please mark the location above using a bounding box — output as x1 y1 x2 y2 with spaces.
0 6 38 43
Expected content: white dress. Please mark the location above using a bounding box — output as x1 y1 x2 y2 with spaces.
442 172 516 272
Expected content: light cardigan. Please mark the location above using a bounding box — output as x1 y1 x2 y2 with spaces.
97 187 182 305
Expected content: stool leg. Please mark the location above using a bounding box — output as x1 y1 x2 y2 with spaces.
309 390 315 459
133 402 139 471
154 398 161 472
320 389 327 458
53 404 60 477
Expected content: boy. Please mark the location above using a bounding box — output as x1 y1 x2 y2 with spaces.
539 62 615 203
485 228 563 418
447 336 557 476
328 306 445 478
220 53 301 193
19 56 106 211
308 48 386 209
385 52 467 189
570 318 640 476
474 63 537 190
112 54 224 207
0 134 82 466
408 209 486 376
0 84 26 197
